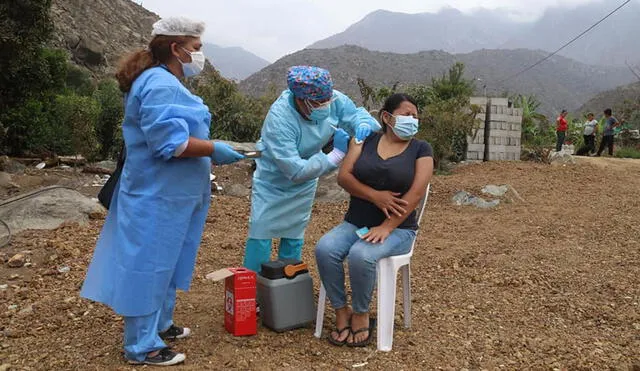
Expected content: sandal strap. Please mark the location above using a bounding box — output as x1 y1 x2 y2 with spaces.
351 327 370 335
334 326 350 334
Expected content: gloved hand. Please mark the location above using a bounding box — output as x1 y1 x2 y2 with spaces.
333 128 350 153
211 142 245 165
355 123 373 143
356 122 373 143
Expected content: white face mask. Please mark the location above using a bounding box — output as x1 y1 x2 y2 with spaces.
179 47 205 77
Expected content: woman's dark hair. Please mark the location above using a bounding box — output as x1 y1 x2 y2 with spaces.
604 108 612 116
115 35 193 93
378 93 418 132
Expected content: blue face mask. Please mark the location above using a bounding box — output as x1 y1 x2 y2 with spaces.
305 100 332 121
390 115 419 140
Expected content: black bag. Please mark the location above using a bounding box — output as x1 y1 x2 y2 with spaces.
97 147 126 209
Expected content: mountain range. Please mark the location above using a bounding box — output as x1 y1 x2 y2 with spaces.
310 2 640 67
203 43 269 81
239 46 636 116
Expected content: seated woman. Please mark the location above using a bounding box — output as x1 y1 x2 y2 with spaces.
315 93 434 347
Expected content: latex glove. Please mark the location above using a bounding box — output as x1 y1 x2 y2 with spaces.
333 128 350 153
355 123 373 143
211 142 245 165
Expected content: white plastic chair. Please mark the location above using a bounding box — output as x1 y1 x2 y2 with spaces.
314 184 431 351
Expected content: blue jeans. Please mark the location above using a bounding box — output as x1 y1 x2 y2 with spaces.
123 284 176 362
315 222 416 314
243 238 304 273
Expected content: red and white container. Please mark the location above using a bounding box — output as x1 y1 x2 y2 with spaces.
207 267 257 336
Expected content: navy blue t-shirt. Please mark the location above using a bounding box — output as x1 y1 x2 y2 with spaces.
344 133 433 230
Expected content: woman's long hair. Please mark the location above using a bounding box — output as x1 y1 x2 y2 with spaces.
115 35 191 93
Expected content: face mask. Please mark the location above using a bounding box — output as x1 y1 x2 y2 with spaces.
388 114 419 140
305 100 332 121
179 47 205 77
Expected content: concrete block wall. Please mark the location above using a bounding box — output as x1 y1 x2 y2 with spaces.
467 97 522 161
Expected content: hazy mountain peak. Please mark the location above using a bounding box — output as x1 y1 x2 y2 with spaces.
309 1 640 67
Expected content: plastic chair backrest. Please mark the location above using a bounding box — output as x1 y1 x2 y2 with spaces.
415 183 431 229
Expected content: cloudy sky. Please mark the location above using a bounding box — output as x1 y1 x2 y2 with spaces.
137 0 607 62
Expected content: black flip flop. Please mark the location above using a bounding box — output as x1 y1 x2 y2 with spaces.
327 326 351 346
347 318 376 348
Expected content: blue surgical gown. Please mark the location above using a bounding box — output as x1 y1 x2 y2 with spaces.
249 89 380 240
81 66 212 317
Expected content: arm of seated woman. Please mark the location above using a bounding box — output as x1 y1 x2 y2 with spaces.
338 139 409 218
362 156 434 243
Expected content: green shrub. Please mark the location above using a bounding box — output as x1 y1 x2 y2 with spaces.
189 69 268 142
93 79 124 158
66 64 95 96
614 147 640 159
52 94 101 160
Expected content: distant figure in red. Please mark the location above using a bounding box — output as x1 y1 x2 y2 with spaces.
556 109 568 152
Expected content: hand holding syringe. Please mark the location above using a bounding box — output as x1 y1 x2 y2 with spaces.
330 125 363 145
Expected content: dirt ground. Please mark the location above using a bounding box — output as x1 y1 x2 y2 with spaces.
1 157 639 370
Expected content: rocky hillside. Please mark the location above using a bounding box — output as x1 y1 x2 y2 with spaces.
49 0 267 80
239 46 635 116
310 2 640 67
50 0 158 74
577 81 640 114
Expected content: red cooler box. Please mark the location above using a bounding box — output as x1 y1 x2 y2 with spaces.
206 267 257 336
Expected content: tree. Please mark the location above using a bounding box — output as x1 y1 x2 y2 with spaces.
0 0 55 109
429 62 475 101
357 78 398 111
513 94 550 145
408 62 480 167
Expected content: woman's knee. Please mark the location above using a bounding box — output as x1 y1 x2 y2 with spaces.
315 233 338 262
347 245 376 269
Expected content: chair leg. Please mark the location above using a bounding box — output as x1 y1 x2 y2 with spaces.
401 264 411 329
377 261 398 352
314 283 326 338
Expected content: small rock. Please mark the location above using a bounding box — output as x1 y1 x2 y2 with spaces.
0 252 8 263
0 156 26 174
0 285 7 290
8 274 19 281
24 262 32 268
224 184 251 198
18 304 33 316
481 184 508 197
7 305 18 311
0 172 12 187
7 253 26 268
548 151 576 165
58 266 71 273
0 363 11 371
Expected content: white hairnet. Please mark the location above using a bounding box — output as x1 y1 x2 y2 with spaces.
151 17 205 37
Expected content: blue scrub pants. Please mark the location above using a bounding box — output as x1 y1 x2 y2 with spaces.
123 285 176 362
243 238 304 272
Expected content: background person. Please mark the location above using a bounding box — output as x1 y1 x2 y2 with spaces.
556 109 568 152
596 108 620 156
576 112 598 156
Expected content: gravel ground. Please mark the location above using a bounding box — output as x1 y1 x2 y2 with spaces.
1 157 639 370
